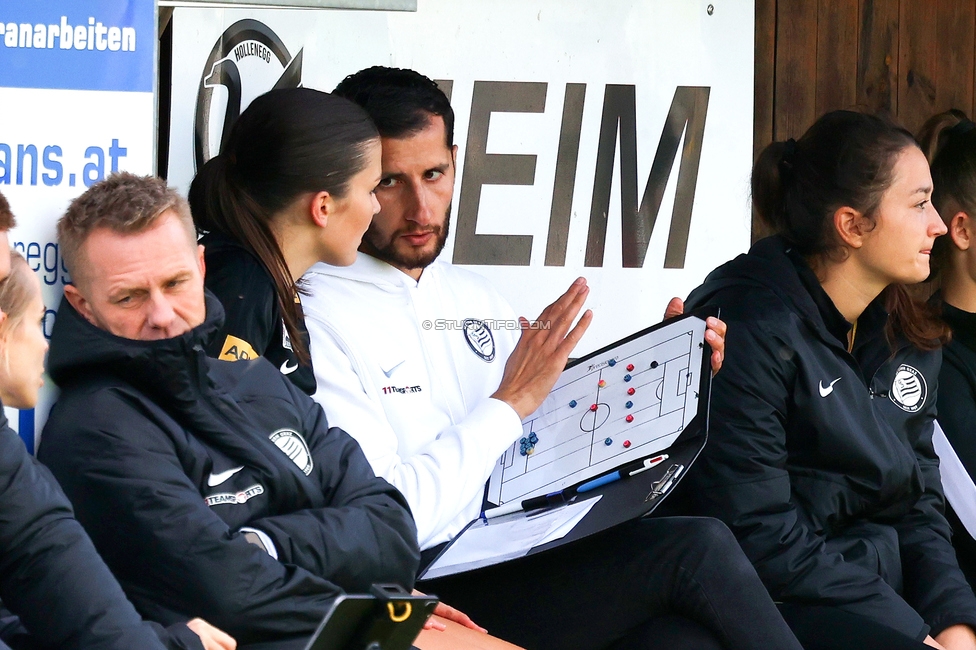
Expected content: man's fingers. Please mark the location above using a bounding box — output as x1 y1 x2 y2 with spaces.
534 278 588 323
556 309 593 358
544 285 589 338
706 316 727 338
663 297 683 320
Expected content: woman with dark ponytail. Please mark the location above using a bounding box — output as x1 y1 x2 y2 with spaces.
917 110 976 595
682 110 976 649
189 87 380 394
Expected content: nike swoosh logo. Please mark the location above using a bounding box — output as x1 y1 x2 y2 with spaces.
382 360 405 378
207 466 245 487
819 377 842 397
280 360 299 375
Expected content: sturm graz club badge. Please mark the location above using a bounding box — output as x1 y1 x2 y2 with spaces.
889 363 927 413
463 318 495 362
269 428 314 476
194 20 303 171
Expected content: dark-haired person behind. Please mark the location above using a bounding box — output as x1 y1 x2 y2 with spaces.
188 87 382 395
679 111 976 650
0 194 234 650
916 110 976 591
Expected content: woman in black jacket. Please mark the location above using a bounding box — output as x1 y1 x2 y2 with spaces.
916 110 976 593
683 111 976 650
189 88 381 395
0 249 233 650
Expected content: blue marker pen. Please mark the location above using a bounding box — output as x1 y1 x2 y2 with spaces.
576 470 623 494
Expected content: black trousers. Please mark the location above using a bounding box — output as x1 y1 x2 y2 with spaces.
419 517 803 650
778 604 931 650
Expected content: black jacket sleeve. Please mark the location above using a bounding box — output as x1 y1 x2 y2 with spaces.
691 318 930 639
243 391 419 589
40 387 412 645
893 390 976 636
0 426 190 650
205 254 276 361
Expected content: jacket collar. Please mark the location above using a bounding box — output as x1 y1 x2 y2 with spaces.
691 236 889 358
47 290 226 404
305 252 442 290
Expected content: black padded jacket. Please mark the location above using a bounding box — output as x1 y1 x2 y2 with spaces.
0 407 202 650
38 292 420 647
681 236 976 640
202 233 316 395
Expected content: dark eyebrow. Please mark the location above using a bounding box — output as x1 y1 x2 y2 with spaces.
381 163 451 180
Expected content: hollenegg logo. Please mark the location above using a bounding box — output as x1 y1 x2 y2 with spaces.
194 19 303 171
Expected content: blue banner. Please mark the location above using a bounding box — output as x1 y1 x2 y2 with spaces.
0 0 154 93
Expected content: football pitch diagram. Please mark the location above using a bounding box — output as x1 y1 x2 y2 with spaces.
487 319 707 505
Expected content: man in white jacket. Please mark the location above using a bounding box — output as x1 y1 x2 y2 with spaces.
301 66 802 650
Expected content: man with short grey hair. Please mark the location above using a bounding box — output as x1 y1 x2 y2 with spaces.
39 172 420 647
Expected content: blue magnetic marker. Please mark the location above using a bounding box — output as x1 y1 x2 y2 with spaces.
576 471 623 494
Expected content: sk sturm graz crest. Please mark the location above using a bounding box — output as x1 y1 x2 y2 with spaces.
194 20 303 171
890 364 927 413
462 318 495 362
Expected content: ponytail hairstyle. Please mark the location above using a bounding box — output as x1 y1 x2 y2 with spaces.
916 110 976 285
752 110 948 349
189 88 379 365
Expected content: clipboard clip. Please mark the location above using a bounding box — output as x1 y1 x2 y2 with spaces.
644 463 684 503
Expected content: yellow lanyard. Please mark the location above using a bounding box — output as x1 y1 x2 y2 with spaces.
847 319 858 354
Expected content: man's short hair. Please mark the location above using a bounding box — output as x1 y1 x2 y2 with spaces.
333 66 455 147
58 172 194 281
0 191 17 231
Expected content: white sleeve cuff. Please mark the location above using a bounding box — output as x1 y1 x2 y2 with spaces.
239 526 279 560
478 397 525 449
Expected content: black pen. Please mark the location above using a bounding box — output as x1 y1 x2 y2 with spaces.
483 489 571 520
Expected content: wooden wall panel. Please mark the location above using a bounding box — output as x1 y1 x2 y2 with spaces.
856 0 898 115
898 0 939 133
816 0 859 116
934 0 975 123
756 0 976 150
774 1 819 140
755 0 777 161
753 0 976 236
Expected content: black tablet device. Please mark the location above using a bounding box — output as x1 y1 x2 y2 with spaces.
305 585 438 650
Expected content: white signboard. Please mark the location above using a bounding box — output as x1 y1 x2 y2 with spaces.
168 0 754 354
0 0 156 450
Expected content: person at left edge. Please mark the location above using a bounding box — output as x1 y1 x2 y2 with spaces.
0 193 234 650
37 173 419 648
189 88 382 395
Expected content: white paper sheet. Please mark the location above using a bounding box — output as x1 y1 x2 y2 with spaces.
422 497 601 580
934 421 976 539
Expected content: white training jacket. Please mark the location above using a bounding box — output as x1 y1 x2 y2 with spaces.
303 254 522 549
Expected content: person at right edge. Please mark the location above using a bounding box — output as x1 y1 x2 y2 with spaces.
915 110 976 592
679 110 976 650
